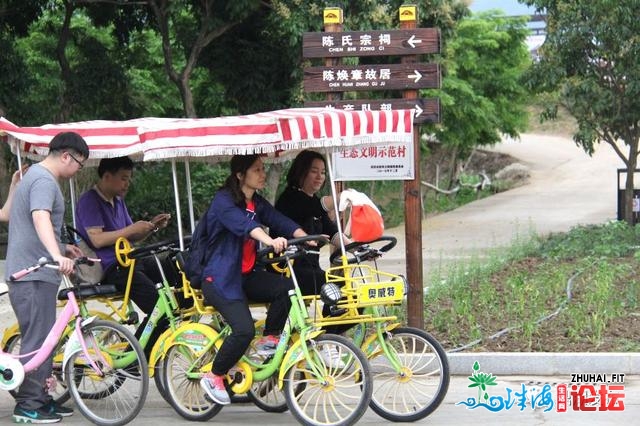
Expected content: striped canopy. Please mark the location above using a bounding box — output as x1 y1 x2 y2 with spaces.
139 108 414 161
0 116 150 164
0 108 414 162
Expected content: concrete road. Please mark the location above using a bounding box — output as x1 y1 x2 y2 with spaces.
1 374 637 424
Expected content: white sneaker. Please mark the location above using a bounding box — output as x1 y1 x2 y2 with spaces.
320 346 345 369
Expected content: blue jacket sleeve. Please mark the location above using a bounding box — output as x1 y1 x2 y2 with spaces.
208 190 262 237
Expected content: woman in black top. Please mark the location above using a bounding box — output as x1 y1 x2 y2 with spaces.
275 150 351 334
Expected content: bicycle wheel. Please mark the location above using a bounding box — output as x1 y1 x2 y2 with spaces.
5 333 71 404
367 327 450 422
283 334 372 426
249 370 309 413
153 360 169 402
161 343 223 421
64 320 148 426
149 326 176 404
247 374 286 413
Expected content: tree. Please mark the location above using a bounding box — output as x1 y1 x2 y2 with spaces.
143 0 265 118
522 0 640 225
421 11 530 187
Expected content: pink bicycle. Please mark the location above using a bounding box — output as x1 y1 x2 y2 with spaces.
0 257 148 426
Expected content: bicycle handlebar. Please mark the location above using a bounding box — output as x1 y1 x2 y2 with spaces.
329 236 397 265
124 235 192 261
9 257 100 281
256 235 330 264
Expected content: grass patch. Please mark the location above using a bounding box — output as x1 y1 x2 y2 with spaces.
421 221 640 352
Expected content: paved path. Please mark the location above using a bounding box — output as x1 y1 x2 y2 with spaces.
1 375 637 424
378 133 624 278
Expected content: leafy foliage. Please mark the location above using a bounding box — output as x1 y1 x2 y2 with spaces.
424 12 530 159
424 221 640 352
1 0 534 232
521 0 640 224
125 161 228 237
537 220 640 260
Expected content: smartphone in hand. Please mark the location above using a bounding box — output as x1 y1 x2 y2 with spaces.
151 213 171 226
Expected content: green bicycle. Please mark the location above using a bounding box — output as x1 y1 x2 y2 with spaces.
250 236 450 422
160 235 373 426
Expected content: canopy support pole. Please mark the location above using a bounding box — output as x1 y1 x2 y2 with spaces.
13 140 23 178
69 178 77 229
184 161 195 233
170 160 185 250
325 152 347 257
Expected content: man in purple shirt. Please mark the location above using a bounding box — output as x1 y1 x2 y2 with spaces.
75 156 172 355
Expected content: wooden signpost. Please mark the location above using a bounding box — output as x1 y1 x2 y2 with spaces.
302 28 440 58
303 5 439 328
303 63 440 93
304 98 440 124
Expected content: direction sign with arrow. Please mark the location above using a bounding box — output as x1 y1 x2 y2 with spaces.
303 63 440 93
302 28 440 58
304 98 440 124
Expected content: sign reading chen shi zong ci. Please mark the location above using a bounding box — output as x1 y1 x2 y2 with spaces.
302 28 440 58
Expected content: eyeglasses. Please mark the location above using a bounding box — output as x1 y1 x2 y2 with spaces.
67 152 85 169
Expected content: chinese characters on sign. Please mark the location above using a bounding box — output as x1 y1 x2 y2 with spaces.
302 28 440 58
367 286 396 299
456 362 626 414
303 63 439 92
304 98 440 124
358 281 404 305
302 17 442 183
332 143 414 181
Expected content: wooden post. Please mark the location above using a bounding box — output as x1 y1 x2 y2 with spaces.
323 8 344 196
400 4 424 329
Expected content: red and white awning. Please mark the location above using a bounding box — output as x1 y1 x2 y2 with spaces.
138 108 414 161
0 116 149 163
1 108 414 162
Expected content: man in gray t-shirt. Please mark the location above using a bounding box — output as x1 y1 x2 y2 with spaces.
5 132 88 423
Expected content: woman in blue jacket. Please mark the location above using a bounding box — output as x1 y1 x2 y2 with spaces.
199 154 307 405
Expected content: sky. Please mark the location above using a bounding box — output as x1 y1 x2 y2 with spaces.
469 0 537 15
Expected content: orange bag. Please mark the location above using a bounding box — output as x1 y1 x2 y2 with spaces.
339 189 384 242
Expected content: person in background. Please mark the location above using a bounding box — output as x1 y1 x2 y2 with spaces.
199 154 308 406
275 150 354 366
0 165 29 222
5 132 88 423
276 150 352 300
75 156 173 357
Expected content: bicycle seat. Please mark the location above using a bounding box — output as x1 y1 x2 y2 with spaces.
57 283 120 301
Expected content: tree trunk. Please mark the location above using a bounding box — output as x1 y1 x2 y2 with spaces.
265 162 283 205
55 0 75 122
446 146 459 191
624 140 639 225
178 78 196 118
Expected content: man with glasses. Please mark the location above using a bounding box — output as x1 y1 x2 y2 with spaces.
67 152 85 169
5 132 89 423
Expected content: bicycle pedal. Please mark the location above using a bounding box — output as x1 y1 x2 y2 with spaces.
126 312 140 325
329 306 347 317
